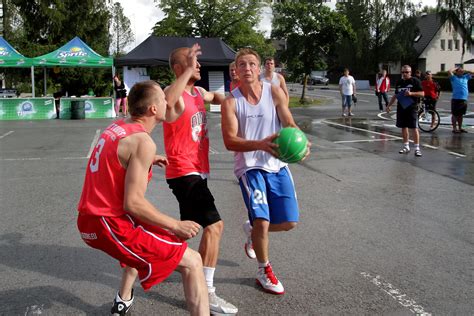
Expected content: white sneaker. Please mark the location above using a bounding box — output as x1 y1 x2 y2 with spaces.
208 287 238 315
256 263 285 295
111 289 134 315
242 220 256 259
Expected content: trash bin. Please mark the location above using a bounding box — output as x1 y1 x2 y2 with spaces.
71 100 85 119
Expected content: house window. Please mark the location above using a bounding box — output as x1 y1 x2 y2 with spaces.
448 39 453 50
441 64 445 72
440 39 445 50
454 39 460 50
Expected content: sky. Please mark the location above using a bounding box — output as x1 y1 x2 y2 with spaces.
116 0 439 53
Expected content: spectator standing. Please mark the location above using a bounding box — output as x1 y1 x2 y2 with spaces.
387 65 424 157
114 74 127 117
421 71 441 128
259 57 289 100
448 66 472 133
339 68 356 116
375 70 390 112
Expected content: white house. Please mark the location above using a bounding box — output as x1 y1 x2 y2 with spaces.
389 13 474 74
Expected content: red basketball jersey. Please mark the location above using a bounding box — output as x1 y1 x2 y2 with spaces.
78 119 152 217
163 88 210 179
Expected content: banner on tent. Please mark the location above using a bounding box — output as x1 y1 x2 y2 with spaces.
60 97 114 119
0 98 55 120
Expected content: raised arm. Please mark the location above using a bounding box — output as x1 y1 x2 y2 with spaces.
122 134 200 240
164 44 202 122
221 96 278 156
447 67 457 77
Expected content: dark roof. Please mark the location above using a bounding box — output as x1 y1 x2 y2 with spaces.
413 13 444 56
115 36 236 67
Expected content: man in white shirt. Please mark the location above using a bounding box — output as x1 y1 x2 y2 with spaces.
339 68 356 117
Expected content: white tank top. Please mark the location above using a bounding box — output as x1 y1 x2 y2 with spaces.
260 72 280 86
232 82 287 179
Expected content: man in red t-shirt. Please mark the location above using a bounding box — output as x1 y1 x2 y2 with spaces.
422 71 441 127
77 79 209 315
163 44 238 315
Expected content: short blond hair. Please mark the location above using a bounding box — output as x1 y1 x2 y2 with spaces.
169 47 189 70
235 48 261 67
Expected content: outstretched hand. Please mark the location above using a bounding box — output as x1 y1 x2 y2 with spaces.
173 220 201 240
153 154 169 168
187 44 202 70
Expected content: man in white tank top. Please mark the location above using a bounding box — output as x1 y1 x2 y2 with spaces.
259 56 289 101
221 48 310 295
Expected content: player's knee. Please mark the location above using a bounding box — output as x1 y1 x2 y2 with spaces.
186 249 204 271
283 222 297 231
205 220 224 237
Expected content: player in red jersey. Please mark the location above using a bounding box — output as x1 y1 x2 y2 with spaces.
77 79 209 316
163 44 238 315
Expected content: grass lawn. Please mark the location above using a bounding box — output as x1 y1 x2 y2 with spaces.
289 96 324 108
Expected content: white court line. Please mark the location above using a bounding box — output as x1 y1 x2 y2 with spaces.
209 146 219 154
448 151 466 158
361 272 431 315
322 120 402 140
87 129 101 158
335 138 398 144
423 144 438 149
0 131 14 139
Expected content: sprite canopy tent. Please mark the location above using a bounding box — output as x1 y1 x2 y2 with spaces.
0 36 33 67
33 36 112 67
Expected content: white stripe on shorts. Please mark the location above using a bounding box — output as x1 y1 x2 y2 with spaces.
125 214 183 246
101 216 153 283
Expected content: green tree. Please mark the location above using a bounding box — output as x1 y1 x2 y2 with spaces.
152 0 274 58
5 0 112 96
110 2 134 56
271 0 353 102
336 0 420 77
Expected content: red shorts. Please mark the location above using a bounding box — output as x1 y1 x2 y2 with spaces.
77 213 187 291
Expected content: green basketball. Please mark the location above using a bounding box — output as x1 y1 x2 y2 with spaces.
273 127 308 163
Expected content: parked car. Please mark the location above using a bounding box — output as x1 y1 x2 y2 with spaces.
299 74 329 85
308 75 329 85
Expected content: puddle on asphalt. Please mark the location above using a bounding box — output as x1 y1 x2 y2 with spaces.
315 118 474 158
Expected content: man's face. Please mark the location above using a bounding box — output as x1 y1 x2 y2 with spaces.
455 68 464 77
382 70 387 76
229 66 238 80
236 54 260 84
155 87 167 122
344 70 349 76
401 68 411 79
176 49 201 82
264 59 275 72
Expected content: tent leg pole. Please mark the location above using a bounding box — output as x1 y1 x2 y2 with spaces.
31 66 35 98
43 67 47 96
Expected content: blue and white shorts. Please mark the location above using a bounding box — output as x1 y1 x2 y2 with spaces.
239 167 299 224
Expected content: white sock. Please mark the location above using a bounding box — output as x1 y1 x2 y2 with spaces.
404 142 410 149
414 144 420 150
203 266 215 289
258 261 269 269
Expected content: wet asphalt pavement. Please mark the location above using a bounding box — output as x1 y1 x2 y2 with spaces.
0 87 473 315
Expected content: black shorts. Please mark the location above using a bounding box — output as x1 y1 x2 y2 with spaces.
451 99 467 116
167 175 221 228
396 104 418 128
424 97 437 110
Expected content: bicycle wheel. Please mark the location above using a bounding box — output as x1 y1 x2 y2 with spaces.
418 109 440 132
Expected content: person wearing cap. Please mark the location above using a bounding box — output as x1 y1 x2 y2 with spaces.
448 66 473 133
421 71 441 128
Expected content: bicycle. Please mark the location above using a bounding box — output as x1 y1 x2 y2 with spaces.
417 98 440 132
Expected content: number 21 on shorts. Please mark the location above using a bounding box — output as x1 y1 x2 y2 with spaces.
253 189 268 205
